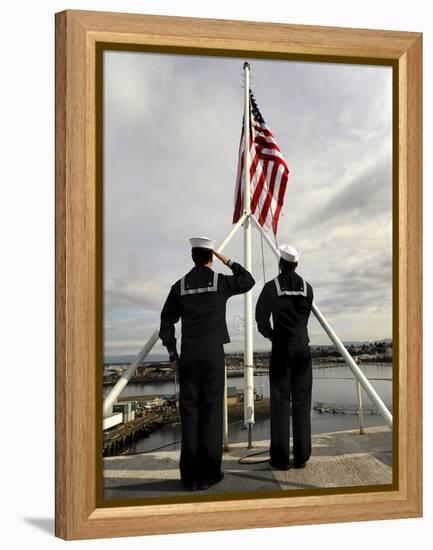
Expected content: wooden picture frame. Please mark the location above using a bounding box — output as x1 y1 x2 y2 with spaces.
55 9 422 540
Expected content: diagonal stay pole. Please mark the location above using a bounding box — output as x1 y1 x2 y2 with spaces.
216 212 248 253
103 329 159 418
250 215 393 429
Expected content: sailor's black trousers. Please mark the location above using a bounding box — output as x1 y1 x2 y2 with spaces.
178 344 225 486
269 340 313 467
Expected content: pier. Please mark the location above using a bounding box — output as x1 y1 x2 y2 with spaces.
103 411 178 456
103 425 392 498
314 401 392 415
103 397 273 456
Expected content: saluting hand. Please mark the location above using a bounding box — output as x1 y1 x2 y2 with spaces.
213 250 229 265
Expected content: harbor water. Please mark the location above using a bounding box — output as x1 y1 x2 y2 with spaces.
104 363 392 454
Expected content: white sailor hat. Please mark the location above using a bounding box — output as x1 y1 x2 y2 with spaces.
189 236 215 250
279 244 299 262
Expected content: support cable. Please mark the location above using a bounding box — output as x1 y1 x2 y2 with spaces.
114 439 182 456
260 232 267 284
238 449 270 465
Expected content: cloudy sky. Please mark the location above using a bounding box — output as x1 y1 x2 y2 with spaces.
103 51 393 358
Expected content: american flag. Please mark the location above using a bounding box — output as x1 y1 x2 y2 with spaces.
232 90 290 235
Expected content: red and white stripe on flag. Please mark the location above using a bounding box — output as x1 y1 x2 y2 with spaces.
232 90 289 235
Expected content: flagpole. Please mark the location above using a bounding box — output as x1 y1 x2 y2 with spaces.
243 62 255 448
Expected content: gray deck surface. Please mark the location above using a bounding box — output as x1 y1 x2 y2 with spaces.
103 425 392 499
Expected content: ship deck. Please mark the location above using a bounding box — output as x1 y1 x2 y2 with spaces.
103 425 392 500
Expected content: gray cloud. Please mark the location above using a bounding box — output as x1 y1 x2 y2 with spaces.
300 152 392 232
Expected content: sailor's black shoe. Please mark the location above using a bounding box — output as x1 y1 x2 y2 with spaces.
197 472 224 490
269 460 290 471
182 480 198 491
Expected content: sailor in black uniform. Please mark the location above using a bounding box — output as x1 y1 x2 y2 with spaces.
255 245 314 470
159 236 255 491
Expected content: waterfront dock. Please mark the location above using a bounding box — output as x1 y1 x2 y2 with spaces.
103 411 178 456
103 425 392 499
313 401 392 415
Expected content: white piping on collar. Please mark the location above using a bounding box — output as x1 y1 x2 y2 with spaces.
274 276 307 297
180 271 218 296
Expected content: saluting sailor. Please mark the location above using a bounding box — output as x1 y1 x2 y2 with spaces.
255 245 314 470
159 237 255 491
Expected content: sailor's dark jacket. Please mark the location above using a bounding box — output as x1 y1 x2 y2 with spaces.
159 260 255 353
255 271 314 346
